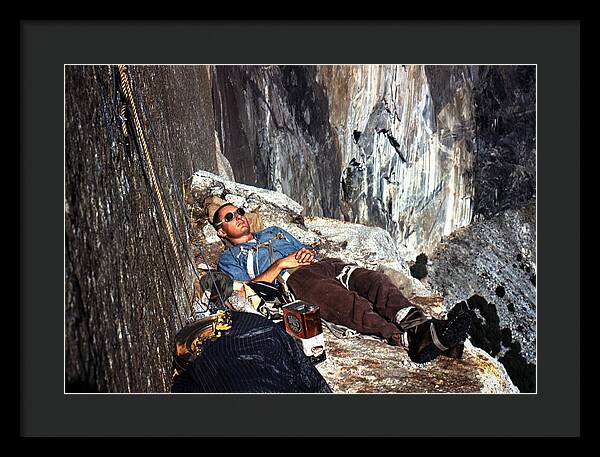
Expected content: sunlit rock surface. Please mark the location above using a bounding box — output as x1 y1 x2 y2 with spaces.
318 65 475 261
318 334 517 394
303 216 402 270
212 65 534 262
189 171 518 393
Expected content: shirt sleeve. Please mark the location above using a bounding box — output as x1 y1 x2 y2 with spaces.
276 227 304 250
217 250 251 282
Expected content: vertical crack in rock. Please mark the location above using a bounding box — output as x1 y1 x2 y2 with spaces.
385 132 407 163
212 65 342 220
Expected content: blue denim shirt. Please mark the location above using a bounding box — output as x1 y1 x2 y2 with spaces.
217 226 312 282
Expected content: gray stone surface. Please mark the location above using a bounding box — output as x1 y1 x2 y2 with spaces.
317 329 518 394
212 65 535 262
189 172 519 393
424 201 537 365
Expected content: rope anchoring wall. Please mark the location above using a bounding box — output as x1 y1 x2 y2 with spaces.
66 64 222 392
116 65 226 319
117 65 187 288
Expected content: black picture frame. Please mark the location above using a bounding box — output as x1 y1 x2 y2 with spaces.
21 20 580 437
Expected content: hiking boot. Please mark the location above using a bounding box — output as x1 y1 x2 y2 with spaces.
406 310 473 364
388 331 408 348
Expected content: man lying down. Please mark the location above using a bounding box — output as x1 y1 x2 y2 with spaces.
212 202 473 365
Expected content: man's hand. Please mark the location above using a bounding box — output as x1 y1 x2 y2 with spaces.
294 247 316 264
277 248 317 269
251 248 317 284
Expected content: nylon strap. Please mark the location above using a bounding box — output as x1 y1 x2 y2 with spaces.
430 321 449 352
335 264 359 290
241 232 288 280
246 249 256 280
238 232 297 303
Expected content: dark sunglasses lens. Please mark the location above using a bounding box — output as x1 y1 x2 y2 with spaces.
224 208 245 223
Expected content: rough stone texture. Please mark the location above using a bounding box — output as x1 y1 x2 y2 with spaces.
471 66 536 219
189 172 519 393
317 332 517 394
319 65 475 261
211 65 535 264
65 65 219 392
303 216 402 269
424 65 536 219
424 200 536 392
212 65 342 219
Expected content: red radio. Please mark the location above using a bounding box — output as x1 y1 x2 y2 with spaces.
282 300 326 365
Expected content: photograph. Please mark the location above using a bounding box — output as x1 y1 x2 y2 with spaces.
64 63 537 395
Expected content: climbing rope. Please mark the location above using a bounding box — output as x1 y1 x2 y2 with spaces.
117 65 187 288
321 320 362 339
115 65 225 319
126 72 227 315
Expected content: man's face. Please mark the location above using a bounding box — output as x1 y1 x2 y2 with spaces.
215 205 251 240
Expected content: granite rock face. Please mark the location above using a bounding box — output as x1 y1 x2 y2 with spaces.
318 334 517 394
212 65 535 263
424 201 536 392
212 66 342 219
469 66 536 219
65 64 533 393
65 65 220 392
318 65 475 261
189 171 518 393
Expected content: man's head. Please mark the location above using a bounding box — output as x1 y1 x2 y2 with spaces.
212 203 252 243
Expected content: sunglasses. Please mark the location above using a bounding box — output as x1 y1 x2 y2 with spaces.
214 207 246 227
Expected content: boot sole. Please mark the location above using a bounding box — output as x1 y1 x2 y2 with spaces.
408 311 472 364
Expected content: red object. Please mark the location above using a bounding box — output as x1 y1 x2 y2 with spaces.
283 301 323 339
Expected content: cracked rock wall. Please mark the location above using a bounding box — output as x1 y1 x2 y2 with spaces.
319 65 475 260
65 65 220 392
424 202 537 392
212 65 534 261
212 65 342 219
